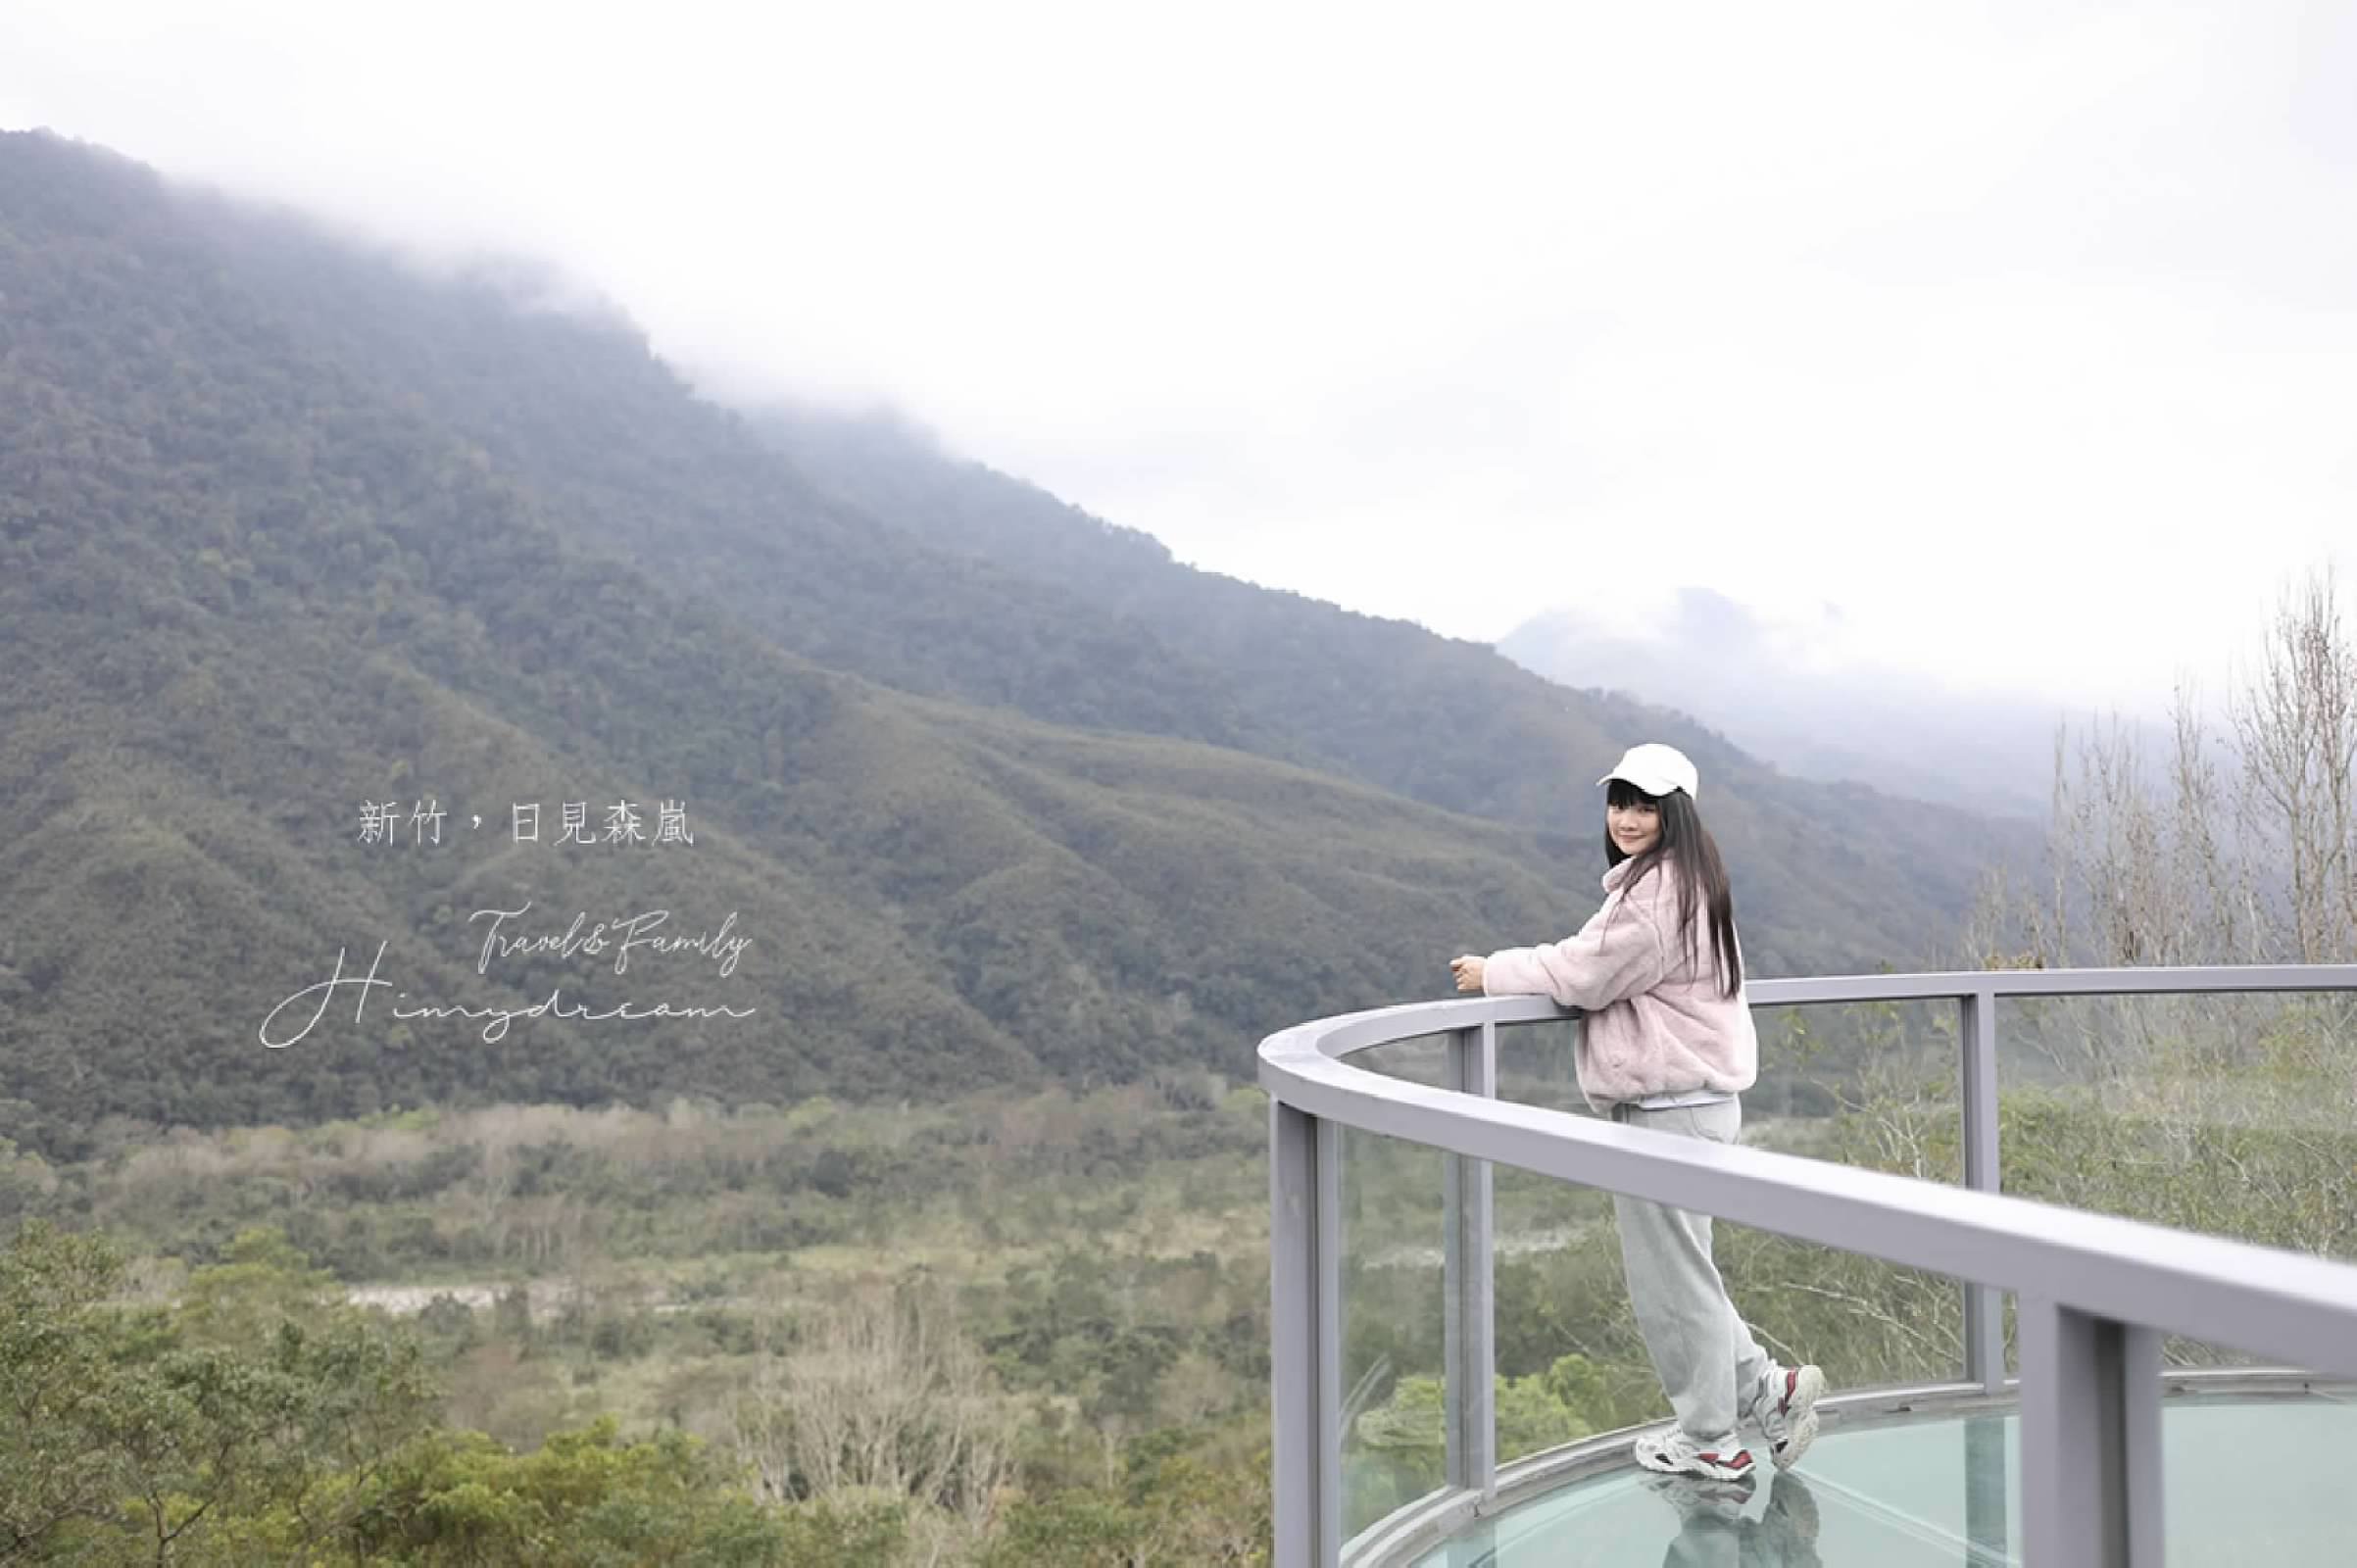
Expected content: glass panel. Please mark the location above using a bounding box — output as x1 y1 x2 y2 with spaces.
1501 1000 1966 1176
2154 1360 2354 1566
1745 999 1963 1147
1719 1001 1969 1395
1718 1214 1969 1411
1417 1402 2023 1565
1350 1031 1453 1090
1494 1017 1589 1116
1996 991 2357 1254
1493 1019 1659 1473
1339 1123 1448 1541
1487 1004 1971 1483
1418 1372 2357 1566
1997 990 2357 1372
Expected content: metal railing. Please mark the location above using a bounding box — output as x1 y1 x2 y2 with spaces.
1258 965 2357 1567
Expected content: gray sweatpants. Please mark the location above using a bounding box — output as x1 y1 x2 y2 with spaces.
1610 1098 1773 1444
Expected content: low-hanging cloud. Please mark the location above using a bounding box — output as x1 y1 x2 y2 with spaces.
4 0 2353 713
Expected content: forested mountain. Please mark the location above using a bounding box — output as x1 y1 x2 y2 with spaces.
0 129 2032 1152
89 132 2031 941
747 405 2037 949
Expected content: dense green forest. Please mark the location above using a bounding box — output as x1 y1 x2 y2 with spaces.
0 1082 1284 1564
0 128 2035 1147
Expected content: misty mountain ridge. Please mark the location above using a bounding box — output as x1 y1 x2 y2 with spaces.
0 128 2037 1151
1498 590 2087 820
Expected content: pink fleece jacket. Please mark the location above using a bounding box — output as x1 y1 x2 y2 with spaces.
1481 856 1758 1112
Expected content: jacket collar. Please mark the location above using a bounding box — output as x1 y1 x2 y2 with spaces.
1601 854 1670 895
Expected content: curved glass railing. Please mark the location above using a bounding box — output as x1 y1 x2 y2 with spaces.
1258 966 2357 1566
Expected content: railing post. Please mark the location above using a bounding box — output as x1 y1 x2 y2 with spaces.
1444 1021 1497 1496
1958 988 2006 1391
1271 1100 1342 1567
2019 1296 2163 1567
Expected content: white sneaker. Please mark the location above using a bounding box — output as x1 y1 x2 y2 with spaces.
1633 1426 1757 1483
1752 1364 1825 1471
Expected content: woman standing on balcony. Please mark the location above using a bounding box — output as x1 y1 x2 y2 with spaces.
1449 741 1824 1485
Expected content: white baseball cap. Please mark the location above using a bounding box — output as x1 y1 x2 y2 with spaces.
1597 743 1700 802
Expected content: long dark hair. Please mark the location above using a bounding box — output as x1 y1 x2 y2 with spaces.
1604 778 1743 999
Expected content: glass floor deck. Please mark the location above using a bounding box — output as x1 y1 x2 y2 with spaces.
1410 1392 2355 1566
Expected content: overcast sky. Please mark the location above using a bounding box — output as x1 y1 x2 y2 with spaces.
6 1 2354 715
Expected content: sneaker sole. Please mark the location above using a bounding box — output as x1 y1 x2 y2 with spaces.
1641 1474 1756 1507
1771 1365 1827 1471
1635 1442 1757 1484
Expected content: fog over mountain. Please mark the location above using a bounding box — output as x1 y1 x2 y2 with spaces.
1498 590 2088 820
0 129 2045 1147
